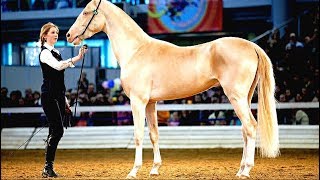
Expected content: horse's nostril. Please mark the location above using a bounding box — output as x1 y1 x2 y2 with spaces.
66 33 70 38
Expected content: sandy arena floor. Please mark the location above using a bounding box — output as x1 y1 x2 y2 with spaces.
1 148 318 179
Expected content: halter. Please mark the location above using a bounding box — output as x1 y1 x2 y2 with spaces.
75 0 102 40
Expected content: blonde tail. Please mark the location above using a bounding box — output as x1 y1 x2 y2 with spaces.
255 46 280 158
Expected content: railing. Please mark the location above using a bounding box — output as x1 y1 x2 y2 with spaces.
1 102 319 113
250 8 315 43
1 126 318 149
1 103 318 149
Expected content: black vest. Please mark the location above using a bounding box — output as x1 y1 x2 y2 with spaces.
39 46 66 97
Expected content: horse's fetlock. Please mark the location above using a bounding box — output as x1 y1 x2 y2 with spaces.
153 162 162 166
245 163 254 168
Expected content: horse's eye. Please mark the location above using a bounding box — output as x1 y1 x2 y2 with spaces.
83 12 87 15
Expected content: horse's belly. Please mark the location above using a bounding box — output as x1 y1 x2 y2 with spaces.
149 79 219 101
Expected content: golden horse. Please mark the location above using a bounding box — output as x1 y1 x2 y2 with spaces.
66 0 280 178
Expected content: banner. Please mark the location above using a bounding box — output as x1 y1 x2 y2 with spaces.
148 0 223 34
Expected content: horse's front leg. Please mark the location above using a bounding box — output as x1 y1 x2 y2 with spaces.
126 95 148 179
146 102 162 176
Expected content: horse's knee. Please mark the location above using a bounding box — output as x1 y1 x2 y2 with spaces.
134 132 144 146
149 132 158 144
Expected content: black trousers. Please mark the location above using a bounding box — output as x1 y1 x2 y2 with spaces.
41 93 65 163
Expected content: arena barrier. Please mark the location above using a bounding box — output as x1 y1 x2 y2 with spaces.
1 102 319 113
1 102 318 150
1 125 318 150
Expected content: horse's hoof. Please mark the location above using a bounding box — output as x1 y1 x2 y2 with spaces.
236 173 241 178
239 174 250 179
150 173 159 177
150 171 160 176
126 174 136 179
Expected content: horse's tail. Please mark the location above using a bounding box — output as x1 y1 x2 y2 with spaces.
254 45 280 158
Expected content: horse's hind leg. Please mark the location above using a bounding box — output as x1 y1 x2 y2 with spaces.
236 74 259 177
236 127 247 177
146 102 162 176
228 95 257 178
126 95 148 179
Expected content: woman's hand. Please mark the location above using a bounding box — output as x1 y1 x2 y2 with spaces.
77 46 88 59
65 104 72 114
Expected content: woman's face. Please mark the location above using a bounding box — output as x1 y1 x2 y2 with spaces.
44 27 59 46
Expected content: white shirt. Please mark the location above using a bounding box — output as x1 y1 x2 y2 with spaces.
40 43 75 71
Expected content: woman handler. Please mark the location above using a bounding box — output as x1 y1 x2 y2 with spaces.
38 22 87 178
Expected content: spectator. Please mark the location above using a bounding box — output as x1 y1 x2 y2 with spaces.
33 91 41 106
2 0 18 11
215 111 226 125
229 111 241 126
9 90 22 107
277 94 292 124
20 1 30 11
179 110 193 126
24 88 35 106
168 111 180 126
87 83 97 99
295 93 303 102
157 101 170 126
78 72 89 92
301 87 313 102
32 0 45 10
56 0 72 9
285 33 304 51
207 112 217 125
285 33 306 74
267 28 284 64
294 110 309 125
304 36 314 55
1 87 10 107
312 89 319 102
47 0 56 9
116 94 132 125
69 90 77 106
18 98 25 107
77 0 91 7
187 94 204 125
285 89 295 102
90 93 115 126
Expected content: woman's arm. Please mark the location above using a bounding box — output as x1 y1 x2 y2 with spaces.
40 47 87 71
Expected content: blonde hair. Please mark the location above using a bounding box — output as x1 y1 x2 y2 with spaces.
39 22 59 46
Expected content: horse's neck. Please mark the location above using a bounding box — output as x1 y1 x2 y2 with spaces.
101 1 149 67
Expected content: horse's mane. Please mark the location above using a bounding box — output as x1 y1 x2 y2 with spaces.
105 0 148 36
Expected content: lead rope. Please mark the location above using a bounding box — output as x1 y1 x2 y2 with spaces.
8 126 46 158
73 44 87 119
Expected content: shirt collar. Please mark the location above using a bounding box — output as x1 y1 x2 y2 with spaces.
43 43 54 51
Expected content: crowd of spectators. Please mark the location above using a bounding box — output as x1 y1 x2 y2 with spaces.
1 0 144 12
1 7 319 127
1 0 100 12
1 0 75 11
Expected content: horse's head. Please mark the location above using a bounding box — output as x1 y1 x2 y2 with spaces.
66 0 106 45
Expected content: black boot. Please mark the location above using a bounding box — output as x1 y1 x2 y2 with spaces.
42 162 59 178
